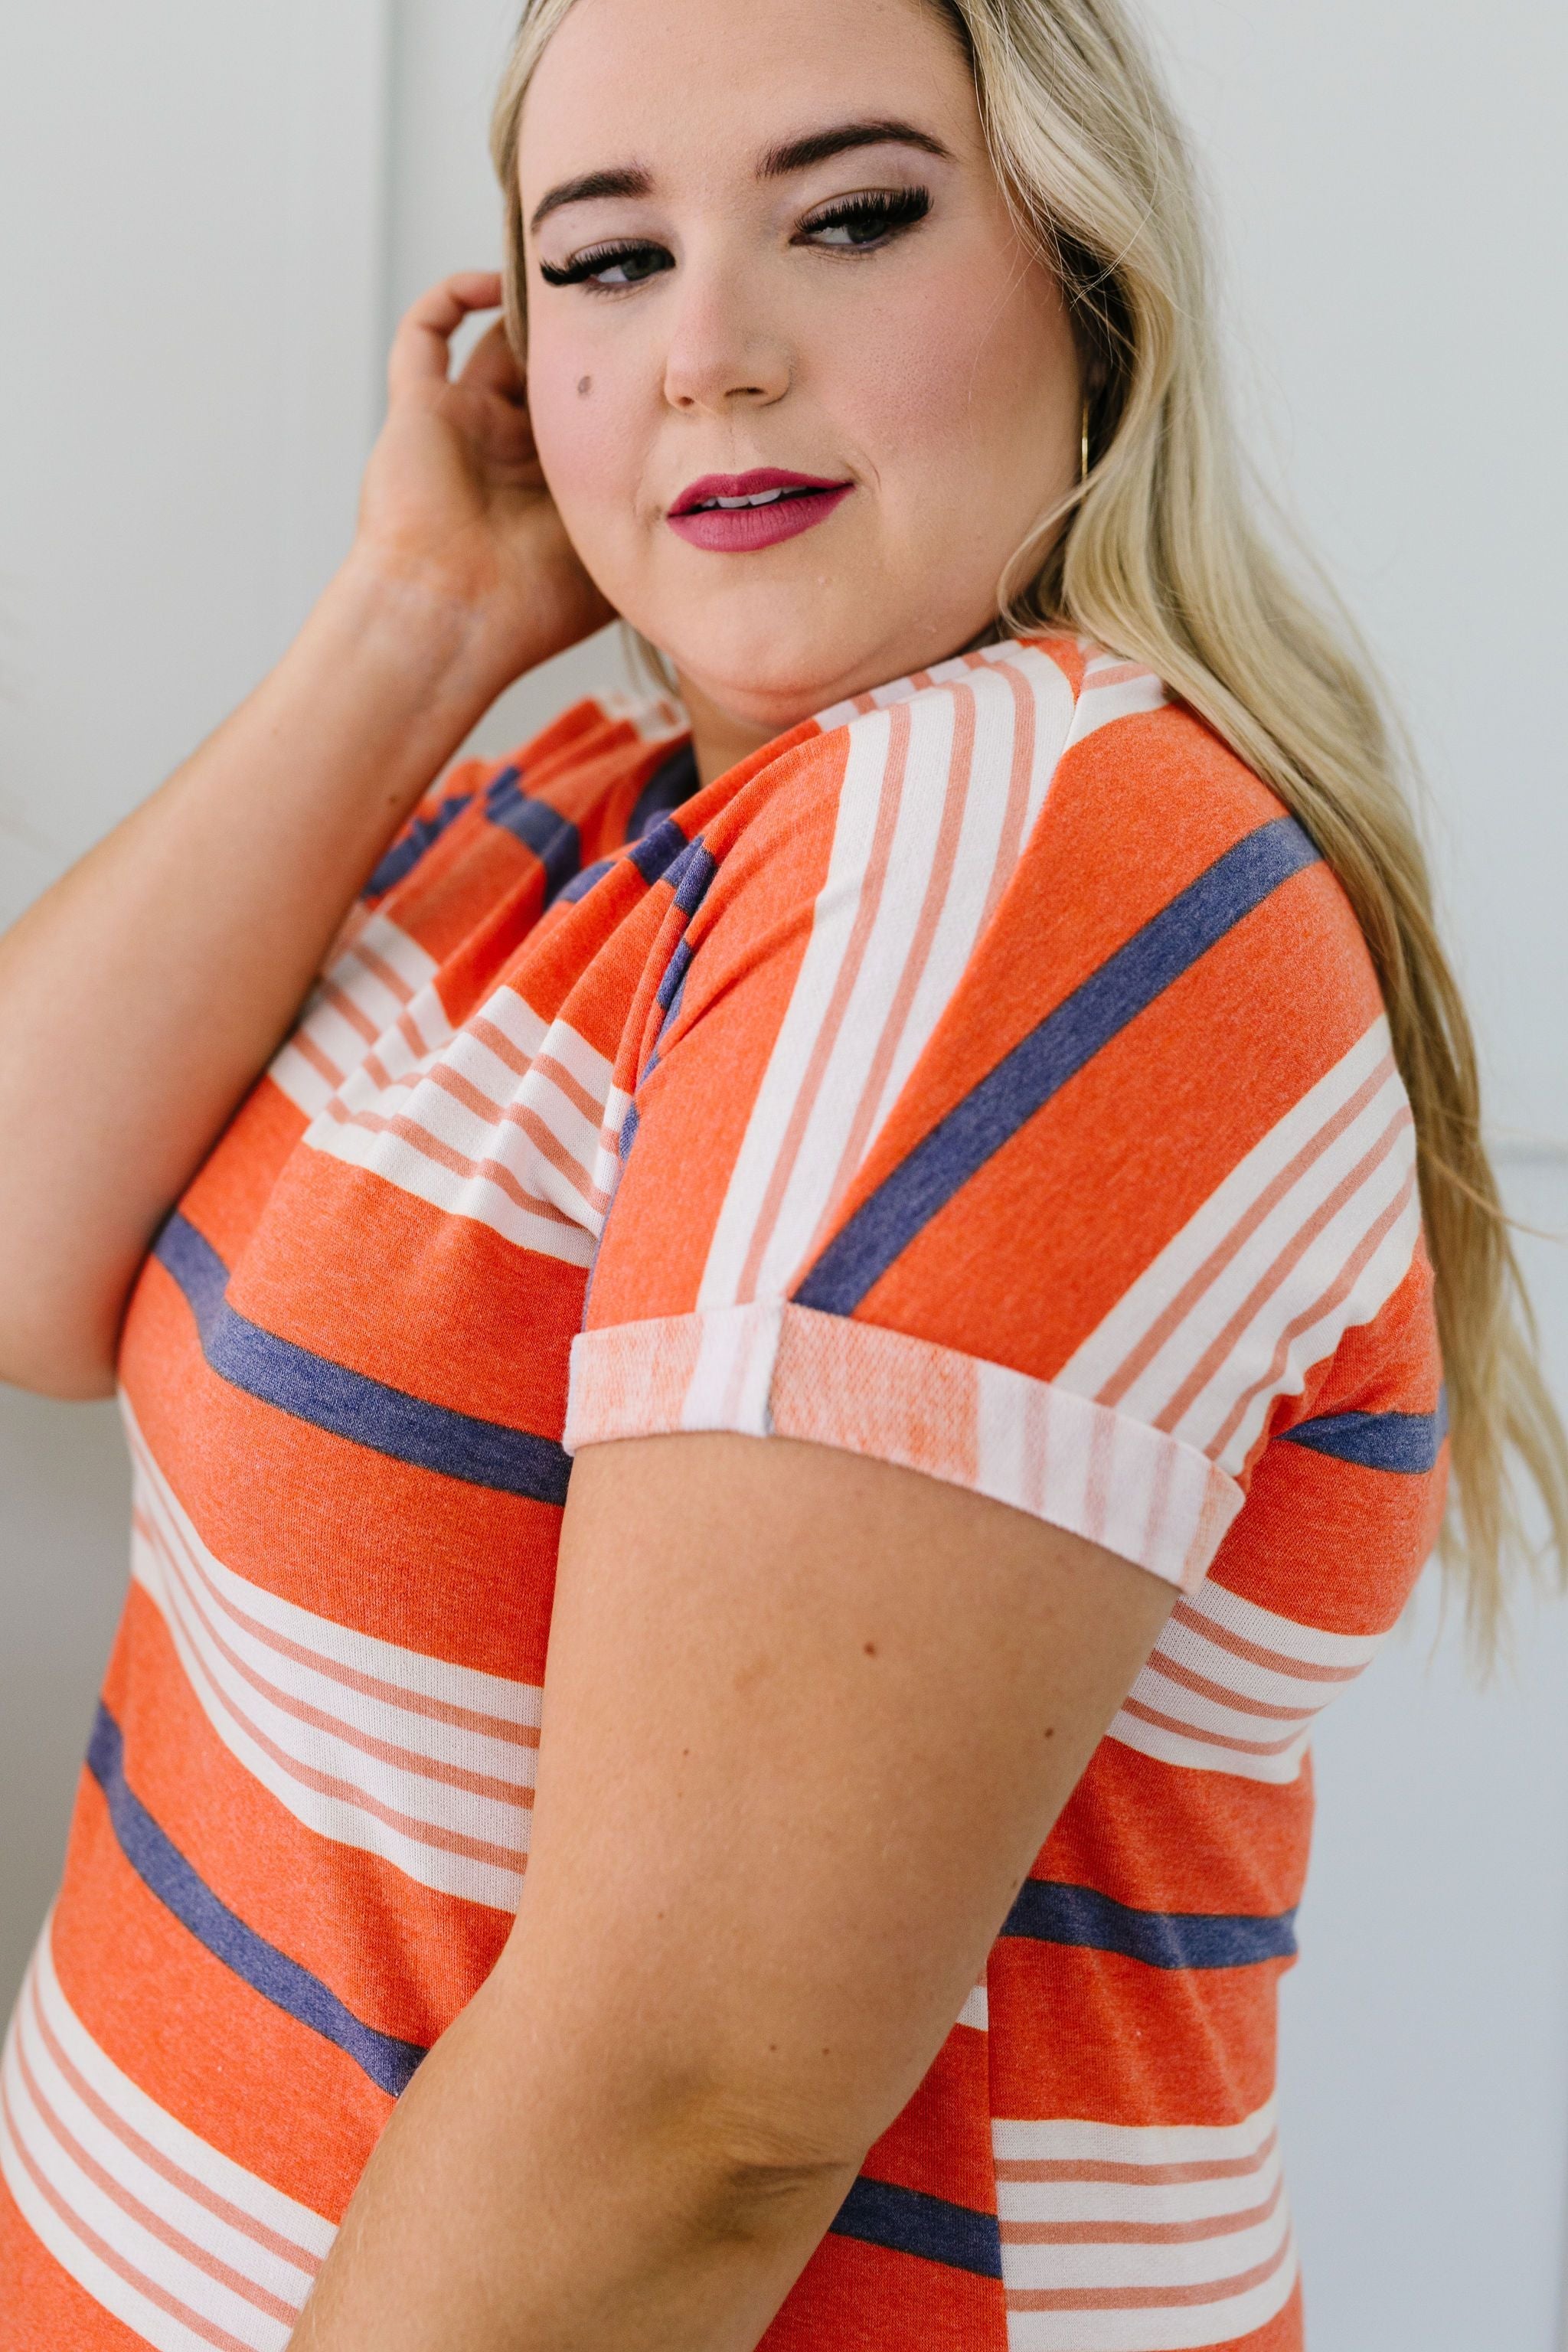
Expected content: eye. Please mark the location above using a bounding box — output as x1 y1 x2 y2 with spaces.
537 240 675 292
795 186 933 252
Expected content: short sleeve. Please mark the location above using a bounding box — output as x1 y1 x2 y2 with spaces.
564 649 1422 1593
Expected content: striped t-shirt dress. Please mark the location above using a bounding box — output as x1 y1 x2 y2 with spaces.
0 634 1446 2351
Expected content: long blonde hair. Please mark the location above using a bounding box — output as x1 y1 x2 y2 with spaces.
492 0 1568 1651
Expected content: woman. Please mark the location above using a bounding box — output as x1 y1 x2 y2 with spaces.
1 0 1562 2344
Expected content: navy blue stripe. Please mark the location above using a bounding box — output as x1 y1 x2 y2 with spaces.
667 836 717 917
483 766 581 904
154 1216 572 1504
794 818 1320 1316
830 2176 1003 2279
1002 1878 1297 1970
629 812 692 887
657 937 694 1014
628 742 699 841
363 790 473 901
557 855 616 906
1280 1398 1446 1474
87 1706 426 2097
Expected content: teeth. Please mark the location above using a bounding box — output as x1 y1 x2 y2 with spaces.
711 489 786 509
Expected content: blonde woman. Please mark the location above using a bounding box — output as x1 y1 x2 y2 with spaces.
0 1 1561 2347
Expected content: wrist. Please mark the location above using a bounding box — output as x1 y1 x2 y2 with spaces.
310 547 529 733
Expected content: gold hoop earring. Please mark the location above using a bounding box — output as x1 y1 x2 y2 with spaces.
1080 401 1090 487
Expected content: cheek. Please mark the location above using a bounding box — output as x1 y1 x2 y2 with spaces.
525 332 642 537
835 259 1067 508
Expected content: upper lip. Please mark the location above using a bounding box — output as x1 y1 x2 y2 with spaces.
668 468 851 516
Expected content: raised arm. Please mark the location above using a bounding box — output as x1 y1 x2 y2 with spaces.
0 273 608 1397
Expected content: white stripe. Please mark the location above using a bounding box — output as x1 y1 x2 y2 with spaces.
1057 1024 1393 1404
995 2102 1296 2351
270 915 441 1119
1054 1022 1422 1474
1060 653 1168 746
122 1405 535 1911
700 652 1075 1310
1 1938 322 2350
956 1982 989 2032
1111 1575 1384 1781
299 981 616 1268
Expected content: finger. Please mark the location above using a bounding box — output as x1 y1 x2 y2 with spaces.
387 271 505 398
458 317 526 401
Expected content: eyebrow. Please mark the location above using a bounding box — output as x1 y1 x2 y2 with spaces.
530 166 652 234
759 118 953 178
528 119 951 236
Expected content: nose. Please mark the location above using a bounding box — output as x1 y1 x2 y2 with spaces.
661 251 791 415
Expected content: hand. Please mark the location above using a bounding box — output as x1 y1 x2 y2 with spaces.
351 271 614 689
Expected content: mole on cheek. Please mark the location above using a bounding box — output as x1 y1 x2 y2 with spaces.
577 374 593 397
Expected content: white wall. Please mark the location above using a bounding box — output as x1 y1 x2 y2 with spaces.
1 4 1563 2344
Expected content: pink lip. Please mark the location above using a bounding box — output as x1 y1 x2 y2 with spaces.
667 468 853 553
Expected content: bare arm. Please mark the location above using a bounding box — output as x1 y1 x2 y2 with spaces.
289 1433 1177 2352
0 273 609 1396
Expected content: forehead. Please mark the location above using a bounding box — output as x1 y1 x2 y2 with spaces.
518 0 980 198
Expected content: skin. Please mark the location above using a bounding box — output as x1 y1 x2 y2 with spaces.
0 3 1173 2347
518 0 1081 760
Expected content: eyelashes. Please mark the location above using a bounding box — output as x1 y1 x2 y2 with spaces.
537 185 933 292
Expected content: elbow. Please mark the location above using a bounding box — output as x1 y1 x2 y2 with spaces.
659 2092 864 2252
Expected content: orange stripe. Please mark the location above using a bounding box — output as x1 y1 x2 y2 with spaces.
318 1099 583 1230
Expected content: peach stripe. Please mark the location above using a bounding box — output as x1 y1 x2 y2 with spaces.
974 659 1039 939
1 2072 259 2352
320 1099 583 1230
1001 2172 1284 2249
1082 662 1148 689
1155 1106 1411 1436
1099 1056 1395 1411
149 1556 527 1873
995 2135 1276 2189
737 701 913 1302
290 1030 343 1090
467 1014 532 1077
818 684 978 1218
1207 1165 1418 1461
26 1968 320 2275
533 1050 607 1129
1004 2231 1292 2313
1117 1694 1305 1759
1144 1650 1320 1724
138 1509 532 1812
1166 1596 1364 1685
15 2027 299 2324
348 942 413 1005
416 1065 607 1214
318 979 381 1049
126 1429 537 1748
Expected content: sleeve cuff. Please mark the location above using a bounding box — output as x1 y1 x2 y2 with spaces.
566 1302 1243 1594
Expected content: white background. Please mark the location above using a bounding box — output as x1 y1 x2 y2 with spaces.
1 3 1564 2344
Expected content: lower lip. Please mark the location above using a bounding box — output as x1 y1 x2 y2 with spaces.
666 486 852 553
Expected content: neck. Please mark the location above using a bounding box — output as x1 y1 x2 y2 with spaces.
672 671 789 791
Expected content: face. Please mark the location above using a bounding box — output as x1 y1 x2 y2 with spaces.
519 0 1080 748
